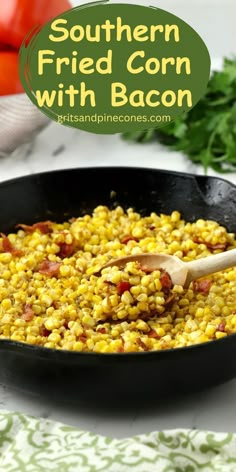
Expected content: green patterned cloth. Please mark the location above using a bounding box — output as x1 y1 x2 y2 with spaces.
0 411 235 471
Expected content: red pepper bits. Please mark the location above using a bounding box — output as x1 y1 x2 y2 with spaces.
160 271 173 292
117 281 131 295
0 233 23 256
38 260 61 277
193 279 212 294
121 236 139 244
16 221 53 234
21 304 34 322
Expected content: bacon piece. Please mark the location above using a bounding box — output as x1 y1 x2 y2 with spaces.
16 221 53 234
21 304 34 321
52 301 60 309
118 337 125 352
138 264 154 273
148 329 159 338
118 346 124 352
193 279 212 294
207 242 228 250
160 271 173 291
137 338 148 351
193 238 227 251
57 242 75 259
216 322 225 333
121 236 139 244
164 294 175 306
78 334 87 343
117 281 131 295
38 260 60 277
140 311 157 321
41 327 51 337
0 233 23 256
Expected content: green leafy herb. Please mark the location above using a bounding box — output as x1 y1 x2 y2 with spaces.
123 58 236 173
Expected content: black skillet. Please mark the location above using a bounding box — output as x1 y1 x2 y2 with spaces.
0 166 236 402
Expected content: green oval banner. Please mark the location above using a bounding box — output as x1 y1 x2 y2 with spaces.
19 1 211 134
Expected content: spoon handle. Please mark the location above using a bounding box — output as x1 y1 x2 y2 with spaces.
185 248 236 284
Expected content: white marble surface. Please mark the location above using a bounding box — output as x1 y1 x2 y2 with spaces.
2 378 236 438
0 0 236 439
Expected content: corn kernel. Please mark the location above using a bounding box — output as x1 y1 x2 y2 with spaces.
41 295 53 307
48 332 61 343
215 331 227 339
60 265 71 277
1 299 12 310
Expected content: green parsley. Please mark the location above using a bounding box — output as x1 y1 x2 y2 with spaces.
123 58 236 173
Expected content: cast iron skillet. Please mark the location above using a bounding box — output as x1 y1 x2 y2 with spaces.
0 166 236 402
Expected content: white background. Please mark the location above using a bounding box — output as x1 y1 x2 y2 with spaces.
71 0 236 59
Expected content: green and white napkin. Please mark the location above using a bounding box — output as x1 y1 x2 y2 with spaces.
0 410 235 471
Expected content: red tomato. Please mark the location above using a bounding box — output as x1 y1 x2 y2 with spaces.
0 43 14 51
0 52 23 95
0 0 71 49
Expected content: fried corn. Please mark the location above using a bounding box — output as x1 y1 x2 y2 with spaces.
0 206 235 353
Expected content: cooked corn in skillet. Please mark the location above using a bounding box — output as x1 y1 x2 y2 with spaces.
0 205 235 353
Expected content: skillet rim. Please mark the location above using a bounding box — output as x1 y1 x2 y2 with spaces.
0 165 235 361
0 165 235 191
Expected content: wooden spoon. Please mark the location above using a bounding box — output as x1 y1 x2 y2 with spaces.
100 248 236 288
